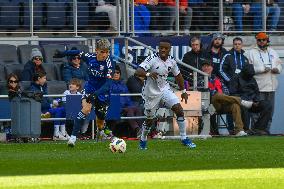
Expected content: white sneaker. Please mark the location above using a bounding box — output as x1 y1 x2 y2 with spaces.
67 136 76 147
61 131 70 140
53 132 67 141
241 100 253 109
235 131 248 137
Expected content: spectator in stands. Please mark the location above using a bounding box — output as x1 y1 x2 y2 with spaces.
61 78 91 139
62 48 88 83
2 73 21 96
109 65 142 137
29 71 50 114
181 36 210 86
21 48 45 81
134 1 151 36
95 0 118 31
230 63 273 135
246 32 282 134
232 0 280 31
220 37 250 93
201 59 251 136
158 0 192 32
136 0 159 31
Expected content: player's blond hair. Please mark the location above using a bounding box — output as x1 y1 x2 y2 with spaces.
96 38 111 50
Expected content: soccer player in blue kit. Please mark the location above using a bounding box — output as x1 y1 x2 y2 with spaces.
55 39 115 147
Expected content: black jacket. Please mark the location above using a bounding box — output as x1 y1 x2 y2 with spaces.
181 49 210 84
21 60 45 81
229 63 260 102
206 46 228 79
220 48 250 87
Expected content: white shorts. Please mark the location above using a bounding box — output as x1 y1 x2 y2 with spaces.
143 89 180 118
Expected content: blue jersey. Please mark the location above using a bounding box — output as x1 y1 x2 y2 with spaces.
63 50 115 98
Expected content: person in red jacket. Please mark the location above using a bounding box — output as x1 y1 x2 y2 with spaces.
201 59 250 136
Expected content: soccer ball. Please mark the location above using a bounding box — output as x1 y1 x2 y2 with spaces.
109 137 127 153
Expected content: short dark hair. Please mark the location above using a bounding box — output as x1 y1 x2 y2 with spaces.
69 78 82 89
33 71 46 81
115 65 121 74
159 38 172 45
233 37 243 43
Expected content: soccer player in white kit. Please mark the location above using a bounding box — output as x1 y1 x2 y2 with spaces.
135 39 196 150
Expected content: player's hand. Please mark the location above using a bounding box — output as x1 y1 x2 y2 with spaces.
181 92 189 104
53 49 65 58
271 68 279 74
149 72 159 80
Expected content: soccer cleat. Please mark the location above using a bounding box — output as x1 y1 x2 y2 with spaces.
67 136 76 147
62 131 70 140
53 132 67 141
235 130 248 137
139 140 147 150
181 138 196 149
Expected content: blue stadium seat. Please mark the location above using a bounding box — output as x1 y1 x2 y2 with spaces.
33 0 45 30
4 64 24 79
47 80 67 94
17 44 42 64
0 44 19 65
42 63 58 81
0 0 21 30
42 44 67 64
0 81 6 95
19 81 31 91
0 64 5 81
19 0 31 29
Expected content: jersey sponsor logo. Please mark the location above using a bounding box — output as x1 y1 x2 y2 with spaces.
100 65 105 71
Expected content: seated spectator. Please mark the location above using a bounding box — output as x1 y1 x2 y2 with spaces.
95 0 118 31
230 63 272 135
201 59 252 136
158 0 192 31
109 65 143 137
62 48 88 83
181 36 210 86
29 71 50 114
3 73 21 96
189 0 207 31
232 0 280 31
21 48 45 81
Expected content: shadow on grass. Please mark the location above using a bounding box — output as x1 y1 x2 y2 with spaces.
0 136 284 176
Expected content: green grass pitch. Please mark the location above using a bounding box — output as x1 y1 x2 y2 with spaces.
0 136 284 189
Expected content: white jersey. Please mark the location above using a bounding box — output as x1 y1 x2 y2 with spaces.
139 53 180 98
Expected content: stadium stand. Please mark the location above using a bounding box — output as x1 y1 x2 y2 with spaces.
42 44 67 64
42 63 59 81
17 45 42 64
76 1 91 30
54 63 64 81
90 12 111 31
4 64 24 79
116 63 128 82
0 64 5 81
0 44 19 65
47 80 67 94
0 0 20 31
66 44 89 52
0 81 6 95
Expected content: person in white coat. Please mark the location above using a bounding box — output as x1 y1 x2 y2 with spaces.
246 32 282 134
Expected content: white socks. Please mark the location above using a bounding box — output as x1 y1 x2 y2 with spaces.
140 123 150 141
54 125 60 136
177 117 187 140
60 124 66 135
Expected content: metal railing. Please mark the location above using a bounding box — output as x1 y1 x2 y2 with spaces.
0 0 282 36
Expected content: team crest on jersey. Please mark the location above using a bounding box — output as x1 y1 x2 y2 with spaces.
168 67 172 71
100 65 105 70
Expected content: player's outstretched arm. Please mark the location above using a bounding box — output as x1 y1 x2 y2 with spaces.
135 67 158 80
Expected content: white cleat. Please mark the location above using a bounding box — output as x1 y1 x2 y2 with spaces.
53 132 67 141
67 136 76 147
235 130 248 137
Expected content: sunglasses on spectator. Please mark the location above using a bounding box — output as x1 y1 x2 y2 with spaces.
72 56 80 60
114 71 121 74
9 80 18 84
33 57 43 61
257 39 267 42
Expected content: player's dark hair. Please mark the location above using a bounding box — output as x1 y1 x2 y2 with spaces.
233 37 243 43
32 71 46 81
159 38 172 45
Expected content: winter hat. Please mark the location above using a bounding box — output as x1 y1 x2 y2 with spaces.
211 33 225 42
255 32 269 40
31 48 43 59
